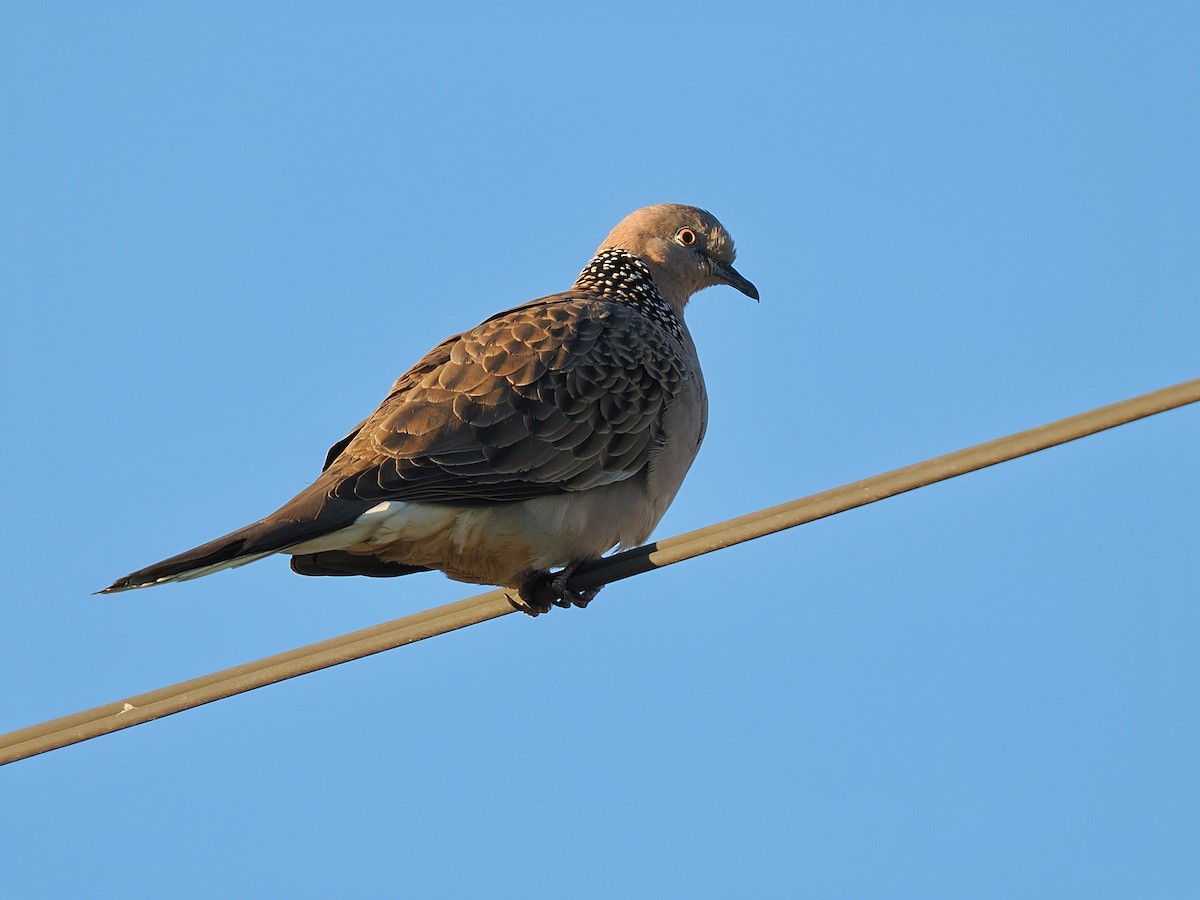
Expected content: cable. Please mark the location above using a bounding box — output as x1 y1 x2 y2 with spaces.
2 378 1197 766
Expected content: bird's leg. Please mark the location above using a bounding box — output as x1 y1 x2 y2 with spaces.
548 562 601 610
510 572 556 616
509 564 601 616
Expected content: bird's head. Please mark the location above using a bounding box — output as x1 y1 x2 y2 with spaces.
597 203 758 313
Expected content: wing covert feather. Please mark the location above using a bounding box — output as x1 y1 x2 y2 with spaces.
322 294 685 505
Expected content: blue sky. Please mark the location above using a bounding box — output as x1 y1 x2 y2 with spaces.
2 3 1197 897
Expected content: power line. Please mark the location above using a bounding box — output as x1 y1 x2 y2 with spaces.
2 378 1197 766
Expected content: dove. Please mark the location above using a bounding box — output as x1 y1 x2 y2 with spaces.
103 204 757 613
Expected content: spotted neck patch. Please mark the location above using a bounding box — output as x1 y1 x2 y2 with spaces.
572 249 685 342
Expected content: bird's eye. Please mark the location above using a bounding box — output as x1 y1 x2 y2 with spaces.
675 228 698 247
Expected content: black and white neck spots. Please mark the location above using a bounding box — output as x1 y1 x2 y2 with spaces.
572 249 685 342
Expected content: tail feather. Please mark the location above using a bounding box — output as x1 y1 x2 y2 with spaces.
101 523 281 593
290 551 429 579
101 487 373 593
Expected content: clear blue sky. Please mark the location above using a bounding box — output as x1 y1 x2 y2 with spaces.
3 3 1197 897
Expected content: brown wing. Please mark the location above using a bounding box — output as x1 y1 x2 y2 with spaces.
319 293 686 505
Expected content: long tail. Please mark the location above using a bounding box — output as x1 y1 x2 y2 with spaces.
101 522 284 593
100 486 370 593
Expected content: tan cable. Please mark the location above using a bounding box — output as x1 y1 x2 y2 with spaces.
2 378 1197 766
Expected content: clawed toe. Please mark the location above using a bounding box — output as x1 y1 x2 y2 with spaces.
511 566 602 616
549 570 598 609
509 579 552 617
549 565 601 610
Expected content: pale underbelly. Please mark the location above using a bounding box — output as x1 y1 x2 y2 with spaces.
285 477 663 587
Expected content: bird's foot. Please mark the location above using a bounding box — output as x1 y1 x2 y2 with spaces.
548 566 600 610
509 565 601 617
508 579 552 617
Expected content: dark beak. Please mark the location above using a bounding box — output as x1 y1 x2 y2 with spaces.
709 258 760 301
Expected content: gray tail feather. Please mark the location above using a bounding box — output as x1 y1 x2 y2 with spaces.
290 551 429 579
100 493 370 593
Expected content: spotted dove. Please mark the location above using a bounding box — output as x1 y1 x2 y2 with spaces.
102 204 758 613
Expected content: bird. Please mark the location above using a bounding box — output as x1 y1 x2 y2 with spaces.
102 204 758 614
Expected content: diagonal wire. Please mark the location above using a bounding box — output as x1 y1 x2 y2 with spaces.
2 378 1197 766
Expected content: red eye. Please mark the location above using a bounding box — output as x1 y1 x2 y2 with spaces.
675 228 698 247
